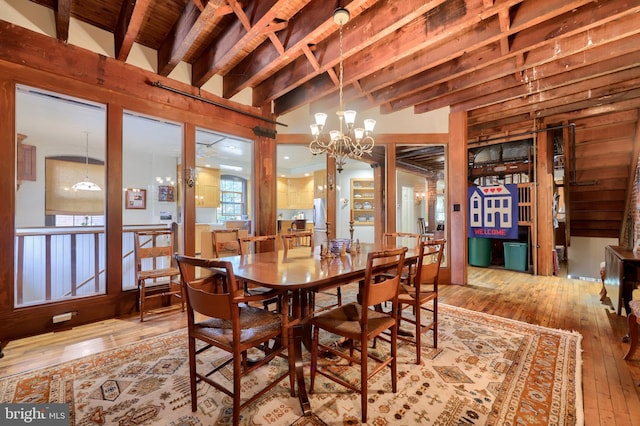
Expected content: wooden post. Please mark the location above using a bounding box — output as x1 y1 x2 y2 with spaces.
449 109 468 285
536 129 554 276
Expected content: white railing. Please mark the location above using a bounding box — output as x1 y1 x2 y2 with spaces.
14 224 170 307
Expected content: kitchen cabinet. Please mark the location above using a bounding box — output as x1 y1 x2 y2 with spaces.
351 178 375 225
314 170 327 198
277 176 314 209
17 133 36 183
195 167 220 208
194 224 210 255
277 177 289 210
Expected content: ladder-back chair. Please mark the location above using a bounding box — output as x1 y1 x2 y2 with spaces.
134 229 183 322
212 228 241 257
308 247 407 423
174 254 295 425
238 234 281 310
397 238 446 364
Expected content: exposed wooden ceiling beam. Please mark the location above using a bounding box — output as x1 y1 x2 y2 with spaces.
54 0 72 43
115 0 151 61
157 0 227 76
469 51 640 126
275 0 600 115
192 0 306 87
265 0 449 114
223 0 367 99
411 5 640 115
382 0 614 114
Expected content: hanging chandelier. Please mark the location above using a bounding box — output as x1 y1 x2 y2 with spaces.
309 7 375 173
72 132 101 191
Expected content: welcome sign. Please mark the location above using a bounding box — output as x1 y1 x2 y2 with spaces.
468 184 519 239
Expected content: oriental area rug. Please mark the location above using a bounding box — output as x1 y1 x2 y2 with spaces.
0 304 583 425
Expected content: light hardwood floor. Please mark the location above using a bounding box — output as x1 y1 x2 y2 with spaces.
1 266 639 425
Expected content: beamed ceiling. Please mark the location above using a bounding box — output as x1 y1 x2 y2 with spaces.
26 0 640 177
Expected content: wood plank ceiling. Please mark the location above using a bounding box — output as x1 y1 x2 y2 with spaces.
27 0 640 239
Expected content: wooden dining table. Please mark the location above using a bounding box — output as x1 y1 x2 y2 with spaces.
224 243 420 415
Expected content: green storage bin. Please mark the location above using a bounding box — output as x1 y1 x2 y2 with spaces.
468 237 491 267
504 242 527 271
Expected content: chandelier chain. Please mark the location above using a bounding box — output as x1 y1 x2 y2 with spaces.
338 23 344 112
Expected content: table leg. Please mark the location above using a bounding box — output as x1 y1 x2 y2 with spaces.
293 325 311 415
624 313 638 360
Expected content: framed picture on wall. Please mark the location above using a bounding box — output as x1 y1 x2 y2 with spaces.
126 189 146 209
158 185 175 202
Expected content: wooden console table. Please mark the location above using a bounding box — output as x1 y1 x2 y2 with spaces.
604 245 640 316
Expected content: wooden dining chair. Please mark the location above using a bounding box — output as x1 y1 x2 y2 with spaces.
281 230 314 256
383 231 422 284
417 217 428 235
397 238 445 364
134 229 184 322
239 234 281 311
211 228 241 257
174 254 295 426
282 231 342 313
383 232 421 250
239 234 278 255
308 246 407 423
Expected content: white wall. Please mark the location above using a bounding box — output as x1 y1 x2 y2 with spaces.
567 236 619 281
122 152 178 226
396 170 425 234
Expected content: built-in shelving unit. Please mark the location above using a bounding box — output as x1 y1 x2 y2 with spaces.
351 178 374 226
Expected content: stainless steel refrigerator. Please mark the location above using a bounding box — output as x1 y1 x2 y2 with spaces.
313 198 327 245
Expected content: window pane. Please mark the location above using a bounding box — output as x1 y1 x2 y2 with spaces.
195 128 252 232
15 85 107 307
122 111 182 291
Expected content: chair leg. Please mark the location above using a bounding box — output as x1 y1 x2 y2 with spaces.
360 338 368 423
139 280 145 322
233 351 242 426
189 337 198 412
624 313 638 360
433 299 438 349
391 323 398 394
309 326 319 393
415 300 421 365
179 284 185 312
287 328 296 397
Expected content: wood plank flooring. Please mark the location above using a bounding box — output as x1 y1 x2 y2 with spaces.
1 266 640 425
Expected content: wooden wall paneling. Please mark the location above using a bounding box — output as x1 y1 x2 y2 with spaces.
562 121 572 251
568 112 635 238
622 118 640 245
